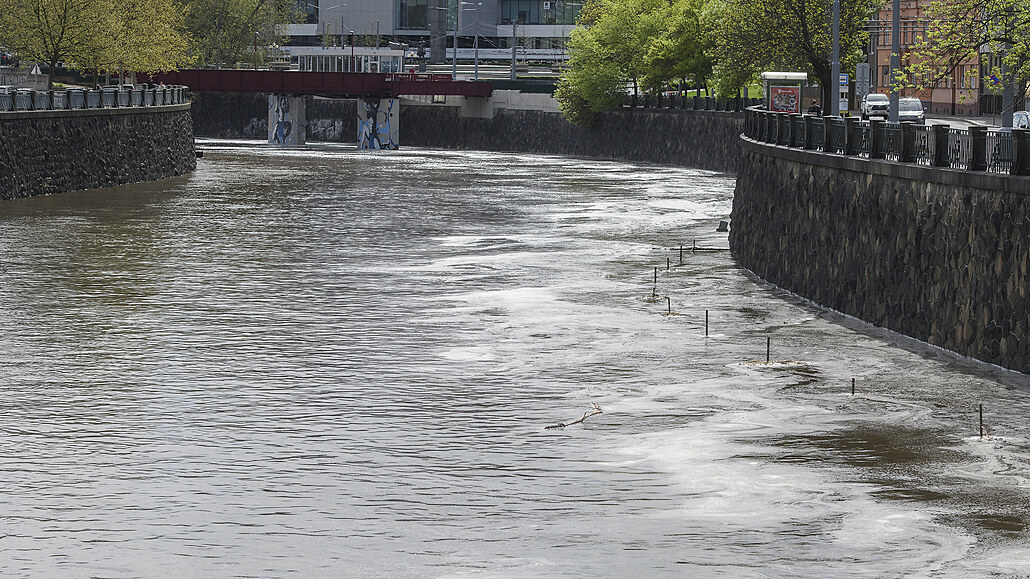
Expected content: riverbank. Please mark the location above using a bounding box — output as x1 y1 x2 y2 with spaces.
0 93 195 200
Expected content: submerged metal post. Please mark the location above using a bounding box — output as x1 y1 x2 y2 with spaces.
980 404 984 439
766 337 771 362
667 297 671 314
852 378 855 395
705 310 709 336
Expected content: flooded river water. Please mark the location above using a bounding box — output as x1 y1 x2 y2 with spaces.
1 141 1029 577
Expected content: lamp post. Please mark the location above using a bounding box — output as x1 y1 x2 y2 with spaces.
322 4 352 71
889 0 900 123
461 2 482 80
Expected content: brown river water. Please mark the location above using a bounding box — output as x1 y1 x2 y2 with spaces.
1 141 1029 577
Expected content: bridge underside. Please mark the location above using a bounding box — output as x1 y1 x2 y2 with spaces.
147 70 492 99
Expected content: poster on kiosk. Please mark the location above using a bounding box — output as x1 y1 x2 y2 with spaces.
761 72 808 115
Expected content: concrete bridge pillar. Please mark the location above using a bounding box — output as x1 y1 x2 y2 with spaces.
357 98 400 150
268 95 306 146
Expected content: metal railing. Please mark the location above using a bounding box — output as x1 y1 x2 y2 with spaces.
626 95 762 112
0 86 188 113
744 107 1030 176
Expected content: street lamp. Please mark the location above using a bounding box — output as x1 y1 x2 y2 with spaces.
461 2 482 80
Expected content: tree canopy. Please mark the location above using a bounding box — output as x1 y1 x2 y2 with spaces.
556 0 710 126
0 0 193 87
182 0 301 67
707 0 875 109
904 0 1030 101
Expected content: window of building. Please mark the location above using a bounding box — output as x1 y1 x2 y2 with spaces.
398 0 430 30
501 1 579 25
295 0 318 24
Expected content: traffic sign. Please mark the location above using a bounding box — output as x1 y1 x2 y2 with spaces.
839 73 849 86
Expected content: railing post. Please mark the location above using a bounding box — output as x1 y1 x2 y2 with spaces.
822 115 835 152
804 115 817 149
845 117 859 155
933 124 950 167
869 119 884 159
1012 129 1030 175
766 112 776 143
789 113 801 147
900 123 917 163
631 94 638 108
969 126 987 171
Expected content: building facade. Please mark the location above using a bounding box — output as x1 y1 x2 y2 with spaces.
287 0 582 64
867 0 1018 116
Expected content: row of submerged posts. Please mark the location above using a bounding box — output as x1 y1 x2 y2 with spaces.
744 106 1030 176
0 86 188 113
625 94 764 113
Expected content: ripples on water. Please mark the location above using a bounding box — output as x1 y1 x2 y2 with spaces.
1 141 1029 576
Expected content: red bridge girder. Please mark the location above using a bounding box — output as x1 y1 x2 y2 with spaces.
144 69 493 98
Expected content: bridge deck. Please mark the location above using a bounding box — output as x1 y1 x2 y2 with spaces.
147 70 492 98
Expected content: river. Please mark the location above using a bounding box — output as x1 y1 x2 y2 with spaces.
1 141 1029 577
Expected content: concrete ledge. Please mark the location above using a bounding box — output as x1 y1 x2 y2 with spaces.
740 134 1030 195
0 103 191 121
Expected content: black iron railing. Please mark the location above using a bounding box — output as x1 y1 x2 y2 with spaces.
744 107 1030 176
0 86 189 113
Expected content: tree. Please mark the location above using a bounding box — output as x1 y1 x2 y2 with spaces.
75 0 192 84
641 0 713 95
0 0 103 88
904 0 1030 102
707 0 876 108
181 0 301 67
555 0 679 125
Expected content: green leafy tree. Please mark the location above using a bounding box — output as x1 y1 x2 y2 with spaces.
707 0 875 108
904 0 1030 101
181 0 301 67
556 0 681 125
641 0 713 95
0 0 103 88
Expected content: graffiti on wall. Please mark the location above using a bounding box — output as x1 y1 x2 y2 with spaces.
268 95 307 146
357 99 400 150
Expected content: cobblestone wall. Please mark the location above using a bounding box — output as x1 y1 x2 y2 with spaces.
731 138 1030 373
0 105 196 199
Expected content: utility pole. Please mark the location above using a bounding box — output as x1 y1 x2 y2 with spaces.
831 0 840 115
511 20 518 80
889 0 900 123
1001 9 1014 128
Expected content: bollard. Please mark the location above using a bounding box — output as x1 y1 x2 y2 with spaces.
851 378 855 395
667 257 670 271
979 404 984 439
667 297 671 315
766 337 770 362
653 267 658 297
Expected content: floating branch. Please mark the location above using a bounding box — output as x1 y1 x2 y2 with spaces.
545 403 603 430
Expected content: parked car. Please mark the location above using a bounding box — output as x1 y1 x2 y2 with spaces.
861 93 889 120
898 97 926 124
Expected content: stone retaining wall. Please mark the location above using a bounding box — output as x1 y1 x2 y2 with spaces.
189 92 744 173
731 137 1030 373
0 105 196 199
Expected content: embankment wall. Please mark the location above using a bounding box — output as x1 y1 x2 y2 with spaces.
731 137 1030 373
0 105 196 199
